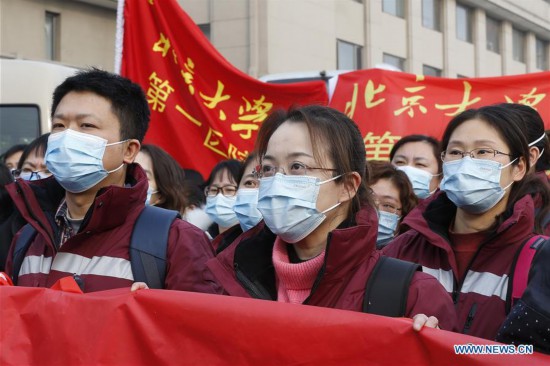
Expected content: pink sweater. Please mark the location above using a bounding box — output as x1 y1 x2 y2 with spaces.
272 237 326 304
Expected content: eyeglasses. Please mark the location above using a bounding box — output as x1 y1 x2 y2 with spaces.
254 162 338 179
12 169 52 180
375 200 402 215
204 185 238 197
441 148 513 162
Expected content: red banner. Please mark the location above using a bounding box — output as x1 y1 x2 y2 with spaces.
120 0 328 177
330 69 550 161
1 286 549 365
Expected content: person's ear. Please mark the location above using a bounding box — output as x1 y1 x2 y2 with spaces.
123 139 141 164
338 172 361 204
528 147 539 168
512 157 527 182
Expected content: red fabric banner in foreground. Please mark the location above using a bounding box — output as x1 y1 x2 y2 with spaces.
1 286 549 365
330 69 550 161
120 0 328 177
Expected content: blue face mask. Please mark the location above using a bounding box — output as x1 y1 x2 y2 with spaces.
257 173 341 243
45 129 126 193
397 165 437 199
440 157 516 214
145 188 158 206
376 211 400 248
205 194 239 228
233 188 263 232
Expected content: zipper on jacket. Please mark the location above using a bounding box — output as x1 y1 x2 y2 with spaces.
453 231 501 303
462 303 477 334
234 263 271 300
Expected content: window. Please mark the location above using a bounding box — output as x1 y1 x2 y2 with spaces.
422 0 441 31
45 12 60 61
536 37 549 70
198 24 211 40
337 40 362 70
382 0 405 18
512 27 526 63
383 53 405 71
456 3 472 43
423 65 441 77
486 16 500 54
0 105 41 155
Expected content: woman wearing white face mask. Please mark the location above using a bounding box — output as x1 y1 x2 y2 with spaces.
204 160 241 239
368 161 418 249
206 106 457 331
384 105 550 341
390 135 442 199
212 153 262 254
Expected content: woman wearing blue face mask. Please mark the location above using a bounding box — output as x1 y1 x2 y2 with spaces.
390 135 442 199
383 104 550 341
135 144 189 215
212 153 262 254
206 106 457 332
204 160 242 240
368 161 418 249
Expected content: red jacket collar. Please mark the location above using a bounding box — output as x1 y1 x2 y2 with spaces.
7 164 148 240
401 190 535 251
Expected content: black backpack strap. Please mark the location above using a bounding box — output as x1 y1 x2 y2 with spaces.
11 224 38 285
363 256 421 317
130 206 180 289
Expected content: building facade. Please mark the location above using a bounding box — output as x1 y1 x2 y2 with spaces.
1 0 549 78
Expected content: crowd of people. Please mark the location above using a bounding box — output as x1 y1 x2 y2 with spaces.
0 69 549 354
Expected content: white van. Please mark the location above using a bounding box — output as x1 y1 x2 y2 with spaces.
0 58 79 155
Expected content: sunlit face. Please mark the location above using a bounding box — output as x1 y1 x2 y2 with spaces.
370 178 402 217
392 141 440 191
445 118 523 189
5 150 23 170
51 91 136 189
262 121 339 215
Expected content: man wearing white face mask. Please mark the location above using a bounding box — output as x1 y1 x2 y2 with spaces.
4 70 219 294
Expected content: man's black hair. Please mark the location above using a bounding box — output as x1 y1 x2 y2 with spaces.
51 69 150 142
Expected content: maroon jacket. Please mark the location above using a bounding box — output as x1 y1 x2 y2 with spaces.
5 164 220 293
383 191 536 340
206 206 457 331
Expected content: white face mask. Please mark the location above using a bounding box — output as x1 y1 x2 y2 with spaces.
205 194 239 228
376 210 400 248
440 157 516 214
257 173 341 243
233 188 263 232
145 188 158 206
45 129 126 193
397 165 437 199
